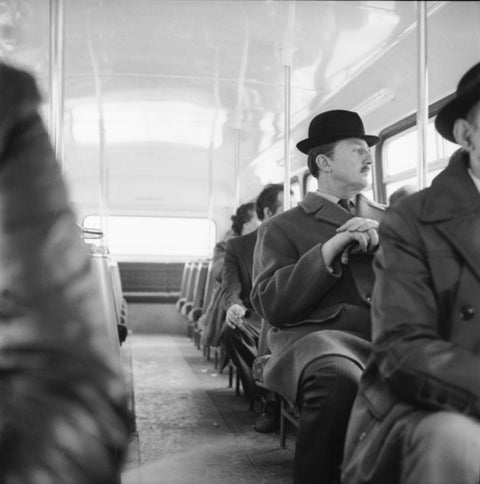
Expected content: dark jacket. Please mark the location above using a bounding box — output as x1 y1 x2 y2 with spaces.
251 192 385 401
342 151 480 484
222 229 261 326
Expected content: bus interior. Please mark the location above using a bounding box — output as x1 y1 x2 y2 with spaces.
1 1 479 482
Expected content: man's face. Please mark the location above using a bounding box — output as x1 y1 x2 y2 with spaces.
327 138 372 191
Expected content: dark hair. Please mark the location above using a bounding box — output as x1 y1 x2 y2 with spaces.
307 141 338 178
230 202 255 236
255 183 284 220
388 184 417 207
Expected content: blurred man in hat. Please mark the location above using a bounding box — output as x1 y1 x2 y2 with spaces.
251 110 385 484
342 61 480 484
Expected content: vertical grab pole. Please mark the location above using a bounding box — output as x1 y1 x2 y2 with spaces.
49 0 65 169
233 126 241 209
417 0 428 189
208 46 220 254
232 14 249 211
283 63 292 209
281 1 296 210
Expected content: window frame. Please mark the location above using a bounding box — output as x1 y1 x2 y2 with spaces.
374 92 456 204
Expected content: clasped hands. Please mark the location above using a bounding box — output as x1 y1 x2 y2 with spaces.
322 217 379 267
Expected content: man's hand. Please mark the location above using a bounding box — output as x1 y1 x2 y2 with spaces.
322 217 379 267
226 304 247 329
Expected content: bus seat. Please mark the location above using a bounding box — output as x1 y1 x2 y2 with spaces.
176 260 194 311
89 253 123 353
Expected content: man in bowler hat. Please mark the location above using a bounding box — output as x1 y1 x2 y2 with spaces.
342 61 480 484
250 110 385 484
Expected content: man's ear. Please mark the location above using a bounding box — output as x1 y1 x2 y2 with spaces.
316 154 332 173
453 118 473 150
263 206 271 219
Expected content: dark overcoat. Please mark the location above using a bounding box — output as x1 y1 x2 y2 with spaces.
342 152 480 484
222 229 261 326
251 191 385 402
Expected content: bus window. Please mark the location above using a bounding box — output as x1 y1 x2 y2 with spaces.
83 215 216 260
382 118 458 195
305 173 317 193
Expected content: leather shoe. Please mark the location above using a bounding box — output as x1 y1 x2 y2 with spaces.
253 402 280 433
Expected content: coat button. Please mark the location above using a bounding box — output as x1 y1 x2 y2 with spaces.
460 305 475 320
365 295 371 303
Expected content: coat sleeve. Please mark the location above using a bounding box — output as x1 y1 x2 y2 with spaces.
221 240 244 310
250 218 341 327
372 208 480 417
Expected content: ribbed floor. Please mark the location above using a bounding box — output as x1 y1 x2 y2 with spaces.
121 334 294 484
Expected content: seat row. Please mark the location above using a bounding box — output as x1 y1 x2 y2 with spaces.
176 259 297 444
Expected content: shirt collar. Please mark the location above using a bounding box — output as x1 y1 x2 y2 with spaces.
315 189 356 206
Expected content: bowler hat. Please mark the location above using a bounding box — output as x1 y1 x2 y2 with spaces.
435 61 480 143
296 110 379 154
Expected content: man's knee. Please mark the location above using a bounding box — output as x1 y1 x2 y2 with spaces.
409 411 480 454
402 412 480 484
300 356 362 409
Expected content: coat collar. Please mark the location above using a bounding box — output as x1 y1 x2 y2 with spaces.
299 191 385 225
420 150 480 223
420 151 480 282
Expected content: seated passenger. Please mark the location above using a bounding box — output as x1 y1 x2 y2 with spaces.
0 64 129 482
251 110 385 484
342 61 480 484
221 183 285 433
203 204 259 349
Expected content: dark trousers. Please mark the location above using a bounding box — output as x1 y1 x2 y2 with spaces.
221 319 261 402
295 355 362 484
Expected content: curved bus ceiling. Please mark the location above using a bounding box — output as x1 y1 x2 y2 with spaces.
1 1 479 237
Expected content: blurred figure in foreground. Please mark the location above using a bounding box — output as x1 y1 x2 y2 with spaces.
0 64 129 482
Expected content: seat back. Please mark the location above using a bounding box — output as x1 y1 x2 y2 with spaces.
191 259 210 310
90 253 122 355
179 261 192 299
201 259 215 312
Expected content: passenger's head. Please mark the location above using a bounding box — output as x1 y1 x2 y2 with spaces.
435 62 480 165
230 202 259 236
255 183 284 221
388 184 417 208
297 110 379 194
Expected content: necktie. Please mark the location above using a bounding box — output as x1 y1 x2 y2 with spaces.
338 198 352 213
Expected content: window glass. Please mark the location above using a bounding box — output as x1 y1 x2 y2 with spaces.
305 174 317 193
382 117 458 198
384 120 458 178
83 215 216 259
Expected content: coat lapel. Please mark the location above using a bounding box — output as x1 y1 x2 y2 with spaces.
299 191 352 226
420 151 480 282
435 214 480 282
299 191 385 225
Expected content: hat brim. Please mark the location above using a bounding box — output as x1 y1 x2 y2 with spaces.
435 90 480 143
296 133 380 155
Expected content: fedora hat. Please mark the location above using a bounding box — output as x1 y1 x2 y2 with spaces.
435 61 480 143
296 109 379 154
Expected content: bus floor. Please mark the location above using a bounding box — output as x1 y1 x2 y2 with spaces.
120 333 295 484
